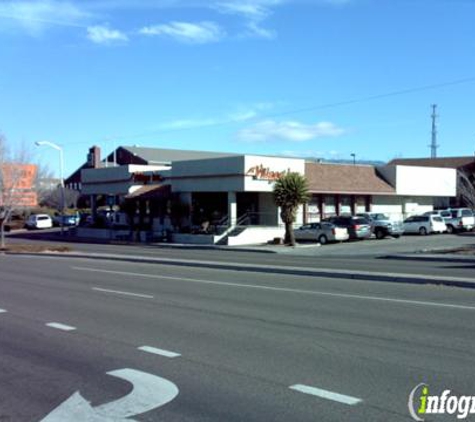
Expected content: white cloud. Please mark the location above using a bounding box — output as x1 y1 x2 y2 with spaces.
87 25 128 44
139 21 225 44
244 21 276 39
228 110 258 122
228 101 280 121
213 0 282 40
154 102 279 132
237 120 346 142
214 2 271 19
157 111 253 131
0 0 89 33
158 118 219 130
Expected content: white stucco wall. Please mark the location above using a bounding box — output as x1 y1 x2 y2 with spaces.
171 155 305 194
81 165 168 195
258 193 279 225
371 196 403 220
378 165 456 197
371 195 434 220
171 156 245 192
295 204 305 226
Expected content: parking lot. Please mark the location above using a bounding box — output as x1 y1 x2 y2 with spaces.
292 231 475 257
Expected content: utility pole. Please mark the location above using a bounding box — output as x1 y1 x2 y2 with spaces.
430 104 439 158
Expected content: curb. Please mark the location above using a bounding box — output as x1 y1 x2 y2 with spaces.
7 251 475 290
148 243 279 254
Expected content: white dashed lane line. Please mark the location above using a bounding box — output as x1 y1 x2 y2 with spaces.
289 384 363 406
138 346 181 358
0 309 7 313
46 322 77 331
92 287 154 299
73 266 475 312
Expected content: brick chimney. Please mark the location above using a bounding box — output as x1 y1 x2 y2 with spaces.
87 146 101 168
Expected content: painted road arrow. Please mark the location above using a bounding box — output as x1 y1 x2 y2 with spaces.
40 368 179 421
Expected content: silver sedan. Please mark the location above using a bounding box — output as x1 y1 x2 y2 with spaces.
295 222 349 245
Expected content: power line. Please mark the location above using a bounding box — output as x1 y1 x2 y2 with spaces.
64 75 475 146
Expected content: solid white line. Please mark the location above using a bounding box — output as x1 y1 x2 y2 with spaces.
289 384 362 405
92 287 154 299
46 322 76 331
72 266 475 311
138 345 181 358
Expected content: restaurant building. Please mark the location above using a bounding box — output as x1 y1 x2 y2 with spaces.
71 146 457 244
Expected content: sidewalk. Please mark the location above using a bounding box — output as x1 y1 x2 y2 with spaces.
7 230 316 254
148 242 320 254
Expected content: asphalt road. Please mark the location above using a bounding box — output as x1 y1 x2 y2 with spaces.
1 254 474 421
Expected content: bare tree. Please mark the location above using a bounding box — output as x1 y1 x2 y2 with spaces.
35 164 56 205
0 135 38 249
42 186 79 210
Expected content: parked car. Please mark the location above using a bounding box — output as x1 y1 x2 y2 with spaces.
326 216 372 240
403 215 446 235
295 222 349 244
423 210 452 218
444 208 475 233
356 212 404 239
53 214 80 227
25 214 53 230
78 213 93 226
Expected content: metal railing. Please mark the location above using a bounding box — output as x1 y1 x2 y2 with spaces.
458 171 475 208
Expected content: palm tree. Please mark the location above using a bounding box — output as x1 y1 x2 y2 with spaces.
273 172 310 246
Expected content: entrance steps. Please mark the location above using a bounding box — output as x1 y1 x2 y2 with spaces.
221 226 285 246
216 226 247 245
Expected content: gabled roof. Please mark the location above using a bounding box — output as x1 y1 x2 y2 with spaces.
121 146 237 165
305 162 395 195
388 156 475 169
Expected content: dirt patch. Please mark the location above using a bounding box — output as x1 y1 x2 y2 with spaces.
0 244 71 253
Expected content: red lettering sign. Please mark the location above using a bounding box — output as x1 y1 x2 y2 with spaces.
246 164 289 181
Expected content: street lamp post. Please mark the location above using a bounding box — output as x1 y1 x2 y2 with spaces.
351 153 356 165
35 141 65 236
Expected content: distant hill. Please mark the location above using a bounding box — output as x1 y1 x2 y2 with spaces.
305 158 386 166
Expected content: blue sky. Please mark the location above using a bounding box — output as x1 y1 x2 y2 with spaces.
1 0 475 177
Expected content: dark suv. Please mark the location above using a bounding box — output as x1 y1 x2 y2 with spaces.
326 216 372 240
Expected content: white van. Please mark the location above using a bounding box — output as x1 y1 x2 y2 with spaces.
403 215 446 235
446 208 475 232
25 214 53 230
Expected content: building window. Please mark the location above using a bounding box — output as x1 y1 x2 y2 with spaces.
307 199 320 222
324 196 336 217
340 196 352 215
356 196 367 213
